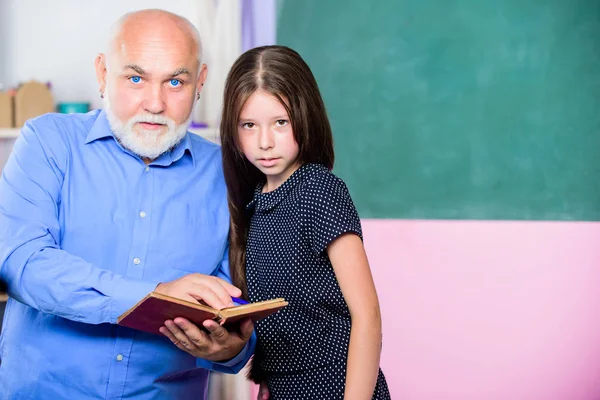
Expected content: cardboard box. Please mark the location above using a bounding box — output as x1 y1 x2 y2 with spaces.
14 80 54 127
0 91 13 128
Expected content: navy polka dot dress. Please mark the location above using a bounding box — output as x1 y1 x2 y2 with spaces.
246 163 390 399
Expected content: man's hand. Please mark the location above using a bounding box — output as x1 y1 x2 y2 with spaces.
156 273 252 361
155 273 241 310
159 317 254 361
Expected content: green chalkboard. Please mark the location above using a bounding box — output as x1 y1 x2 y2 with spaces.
277 0 600 220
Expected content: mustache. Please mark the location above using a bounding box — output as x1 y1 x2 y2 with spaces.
128 114 175 129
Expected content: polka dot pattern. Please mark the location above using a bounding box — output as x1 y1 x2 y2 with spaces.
267 359 390 399
245 163 390 398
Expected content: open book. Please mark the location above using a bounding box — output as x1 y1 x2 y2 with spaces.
117 292 288 336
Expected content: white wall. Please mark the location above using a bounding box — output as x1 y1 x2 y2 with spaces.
0 1 7 89
0 0 207 109
2 0 203 105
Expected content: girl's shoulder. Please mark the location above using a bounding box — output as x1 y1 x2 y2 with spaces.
298 164 354 207
300 164 348 194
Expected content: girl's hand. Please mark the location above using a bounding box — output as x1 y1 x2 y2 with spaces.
257 381 270 400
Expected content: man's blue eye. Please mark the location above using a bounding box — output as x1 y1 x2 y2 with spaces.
130 76 141 84
170 79 181 87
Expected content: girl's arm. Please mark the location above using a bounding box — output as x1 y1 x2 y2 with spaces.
328 233 382 399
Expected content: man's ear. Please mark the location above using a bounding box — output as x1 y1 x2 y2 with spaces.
196 63 208 95
95 53 107 96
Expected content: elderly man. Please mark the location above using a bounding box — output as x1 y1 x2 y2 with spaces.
0 9 254 399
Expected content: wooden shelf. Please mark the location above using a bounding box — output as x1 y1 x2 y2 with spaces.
0 128 20 139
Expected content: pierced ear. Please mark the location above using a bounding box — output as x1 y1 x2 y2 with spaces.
94 53 108 97
196 64 208 95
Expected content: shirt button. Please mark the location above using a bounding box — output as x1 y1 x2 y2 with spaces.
133 258 141 265
145 166 150 172
139 211 147 218
116 354 124 362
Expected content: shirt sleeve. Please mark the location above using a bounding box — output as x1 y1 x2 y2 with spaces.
212 240 232 282
201 241 257 373
303 172 363 256
0 120 158 325
196 335 256 374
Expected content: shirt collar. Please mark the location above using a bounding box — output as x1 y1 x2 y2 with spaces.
84 109 114 144
247 163 328 212
152 133 194 167
85 109 195 166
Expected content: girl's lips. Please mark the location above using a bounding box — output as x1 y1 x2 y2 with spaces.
258 158 280 167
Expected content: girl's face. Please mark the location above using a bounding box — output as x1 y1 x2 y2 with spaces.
238 90 300 192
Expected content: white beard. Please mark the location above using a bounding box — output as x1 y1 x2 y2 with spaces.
102 91 192 160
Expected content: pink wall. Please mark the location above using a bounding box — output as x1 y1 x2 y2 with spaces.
365 220 600 399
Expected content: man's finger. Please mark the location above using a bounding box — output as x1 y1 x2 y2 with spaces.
174 318 210 347
203 320 227 340
190 286 231 310
165 319 197 348
204 278 239 307
161 322 190 350
238 318 254 341
215 278 242 298
159 326 179 344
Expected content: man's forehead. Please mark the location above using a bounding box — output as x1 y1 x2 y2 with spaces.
112 46 198 75
110 27 198 72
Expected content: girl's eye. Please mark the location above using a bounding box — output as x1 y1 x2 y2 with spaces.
169 79 182 87
275 119 288 127
130 76 142 84
242 122 255 129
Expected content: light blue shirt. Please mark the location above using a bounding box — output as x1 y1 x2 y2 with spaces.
0 110 255 399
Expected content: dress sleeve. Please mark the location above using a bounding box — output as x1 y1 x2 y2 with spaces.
302 172 363 256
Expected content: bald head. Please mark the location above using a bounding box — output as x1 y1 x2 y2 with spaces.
107 9 203 66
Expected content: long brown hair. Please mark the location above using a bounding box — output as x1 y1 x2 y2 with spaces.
220 45 334 298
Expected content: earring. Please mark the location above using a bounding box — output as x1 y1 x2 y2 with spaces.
100 91 104 99
196 92 201 100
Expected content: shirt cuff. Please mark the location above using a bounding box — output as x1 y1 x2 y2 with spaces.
196 331 256 374
215 340 252 367
108 276 160 324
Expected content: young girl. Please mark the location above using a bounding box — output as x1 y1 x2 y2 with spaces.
220 45 390 399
